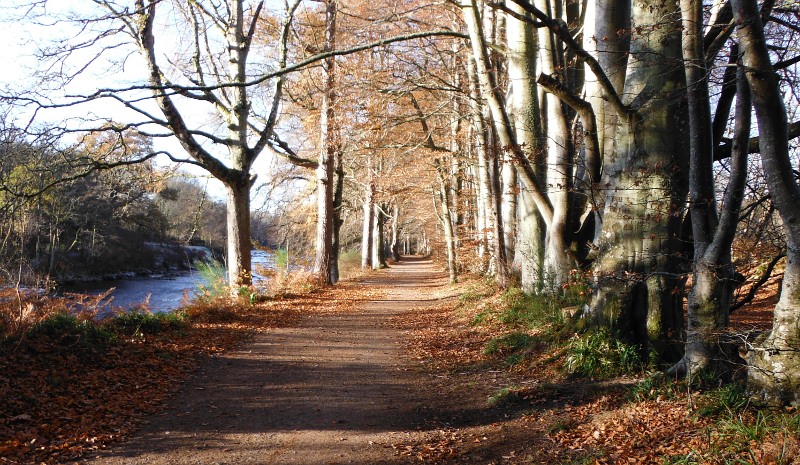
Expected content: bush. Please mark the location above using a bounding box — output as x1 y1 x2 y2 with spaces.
107 310 186 337
629 373 679 402
194 259 228 300
26 313 113 350
274 247 290 275
484 332 536 355
565 329 643 379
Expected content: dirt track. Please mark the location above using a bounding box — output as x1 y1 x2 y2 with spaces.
86 258 454 465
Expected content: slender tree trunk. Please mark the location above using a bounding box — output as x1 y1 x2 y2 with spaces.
733 0 800 406
225 179 252 287
489 137 509 287
671 0 747 380
390 203 401 262
506 2 545 290
436 160 458 283
361 167 375 270
467 63 491 270
462 0 555 230
330 149 344 284
312 0 337 284
371 204 387 270
536 0 573 290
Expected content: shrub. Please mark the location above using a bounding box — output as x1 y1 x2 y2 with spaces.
629 373 679 402
274 247 290 275
484 332 536 355
26 313 113 350
107 310 186 337
193 259 228 300
565 329 643 379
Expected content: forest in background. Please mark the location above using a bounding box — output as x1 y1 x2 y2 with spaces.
0 0 799 409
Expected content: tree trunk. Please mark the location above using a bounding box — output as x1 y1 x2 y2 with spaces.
733 0 800 406
462 0 555 231
505 1 545 290
436 161 458 283
371 204 387 270
225 179 252 287
588 0 688 363
390 203 401 262
536 0 574 290
488 136 509 287
312 0 337 285
361 171 375 270
330 149 344 284
672 0 746 380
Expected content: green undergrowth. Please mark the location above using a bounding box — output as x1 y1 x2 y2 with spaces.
465 283 654 380
471 287 570 330
629 374 800 463
564 328 644 379
5 308 189 354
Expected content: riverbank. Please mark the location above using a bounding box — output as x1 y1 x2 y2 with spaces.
54 243 213 285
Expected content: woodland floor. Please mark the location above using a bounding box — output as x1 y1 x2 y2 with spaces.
1 257 797 464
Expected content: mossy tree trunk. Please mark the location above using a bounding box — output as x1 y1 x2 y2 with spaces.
733 0 800 406
588 0 688 363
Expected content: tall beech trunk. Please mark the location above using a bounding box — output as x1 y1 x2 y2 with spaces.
436 160 458 283
462 0 556 239
488 134 510 287
371 203 387 270
312 0 337 284
733 0 800 406
330 150 344 284
536 0 573 290
583 0 630 241
673 0 748 379
390 203 401 262
506 2 546 292
225 178 252 287
361 164 375 270
467 60 491 271
588 0 688 363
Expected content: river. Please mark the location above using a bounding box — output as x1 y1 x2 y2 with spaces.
66 250 276 313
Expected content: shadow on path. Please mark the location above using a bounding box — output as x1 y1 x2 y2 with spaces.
85 257 468 465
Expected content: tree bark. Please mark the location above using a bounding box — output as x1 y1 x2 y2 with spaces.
312 0 337 284
390 203 401 262
330 149 344 284
536 0 574 290
361 160 375 270
588 0 688 363
225 179 252 287
733 0 800 406
505 1 546 292
372 203 387 270
436 160 458 283
673 0 745 379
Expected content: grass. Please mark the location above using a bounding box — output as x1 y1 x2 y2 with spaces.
337 250 362 280
194 259 229 300
484 332 536 355
629 373 680 402
107 310 187 337
488 385 524 406
25 312 114 351
469 286 572 336
564 329 644 379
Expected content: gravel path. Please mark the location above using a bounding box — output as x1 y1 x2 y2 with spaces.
85 258 447 465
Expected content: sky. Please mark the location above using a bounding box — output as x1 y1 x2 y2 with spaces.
0 1 294 204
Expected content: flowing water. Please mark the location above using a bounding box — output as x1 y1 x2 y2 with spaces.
66 250 275 313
